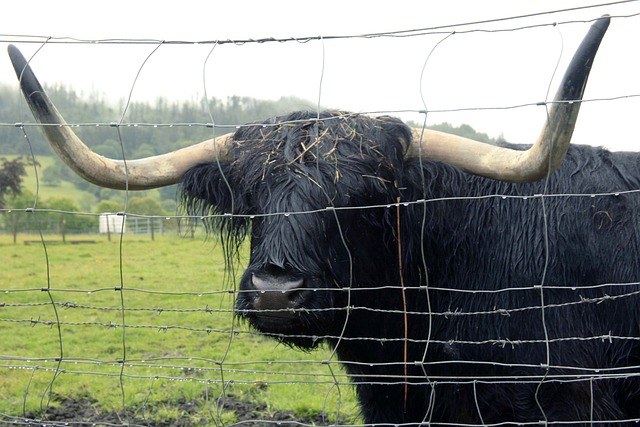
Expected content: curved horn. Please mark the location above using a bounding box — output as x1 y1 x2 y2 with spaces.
8 44 232 190
408 15 610 182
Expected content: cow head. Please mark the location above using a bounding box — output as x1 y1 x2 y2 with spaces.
180 111 412 347
7 17 609 348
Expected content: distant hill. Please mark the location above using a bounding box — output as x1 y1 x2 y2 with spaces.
1 83 498 212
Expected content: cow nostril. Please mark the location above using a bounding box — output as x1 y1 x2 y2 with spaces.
287 289 306 305
250 273 306 311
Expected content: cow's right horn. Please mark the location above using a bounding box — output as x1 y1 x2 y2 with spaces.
8 44 233 191
407 15 610 182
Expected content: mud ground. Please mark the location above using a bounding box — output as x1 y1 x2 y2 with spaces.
15 393 346 427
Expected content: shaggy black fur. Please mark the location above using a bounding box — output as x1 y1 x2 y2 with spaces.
181 111 640 425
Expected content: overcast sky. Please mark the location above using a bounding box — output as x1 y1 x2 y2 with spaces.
1 0 639 150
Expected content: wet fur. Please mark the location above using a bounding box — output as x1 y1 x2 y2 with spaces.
181 111 640 425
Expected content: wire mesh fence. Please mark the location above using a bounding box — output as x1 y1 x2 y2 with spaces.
2 3 640 426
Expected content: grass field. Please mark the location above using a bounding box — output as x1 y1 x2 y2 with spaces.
7 155 93 201
0 231 360 425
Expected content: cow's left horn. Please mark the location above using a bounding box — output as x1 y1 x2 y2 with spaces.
408 15 610 182
8 44 232 190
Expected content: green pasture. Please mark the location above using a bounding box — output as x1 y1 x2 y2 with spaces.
6 155 91 202
0 232 360 425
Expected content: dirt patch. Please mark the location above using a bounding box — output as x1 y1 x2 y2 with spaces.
17 393 344 427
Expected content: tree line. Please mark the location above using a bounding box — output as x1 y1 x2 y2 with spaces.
0 82 496 238
0 82 495 158
0 82 319 158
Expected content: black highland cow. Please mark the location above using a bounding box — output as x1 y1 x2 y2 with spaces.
9 16 640 426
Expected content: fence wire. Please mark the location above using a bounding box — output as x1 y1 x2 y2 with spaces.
2 3 640 427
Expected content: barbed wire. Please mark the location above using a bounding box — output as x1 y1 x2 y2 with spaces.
2 4 640 427
0 2 636 45
1 91 640 132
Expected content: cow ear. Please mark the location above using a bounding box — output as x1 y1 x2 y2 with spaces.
180 160 250 245
374 115 413 164
180 161 238 216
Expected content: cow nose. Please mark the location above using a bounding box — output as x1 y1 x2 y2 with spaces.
250 273 305 311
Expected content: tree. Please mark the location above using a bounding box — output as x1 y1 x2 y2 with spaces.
94 139 125 158
41 164 63 186
127 197 166 240
39 197 97 240
95 200 124 214
0 156 29 208
127 197 165 216
132 143 156 158
2 189 35 243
